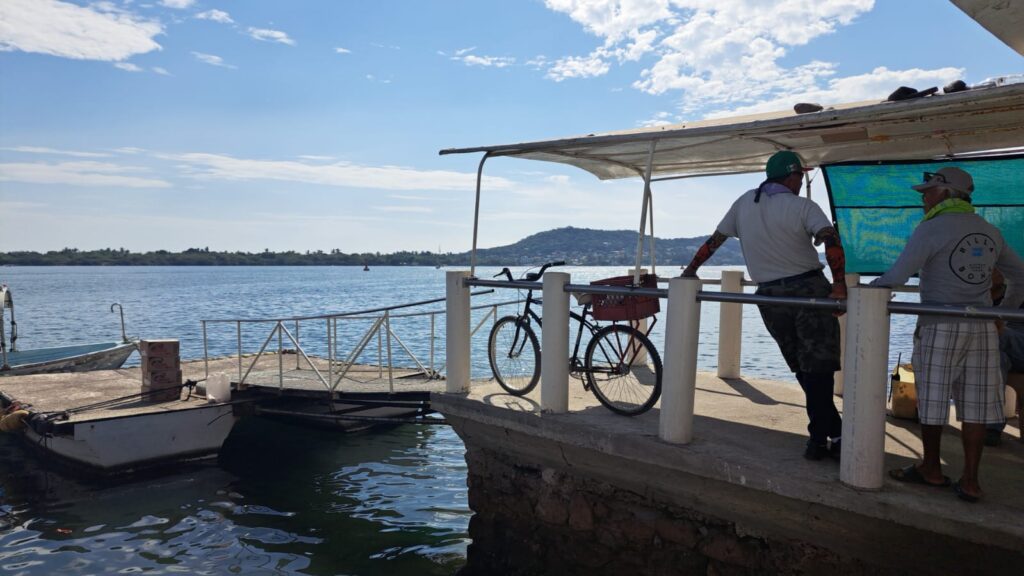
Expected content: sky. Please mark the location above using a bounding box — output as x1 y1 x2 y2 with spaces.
0 0 1021 254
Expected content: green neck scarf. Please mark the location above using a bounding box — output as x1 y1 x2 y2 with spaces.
923 198 974 222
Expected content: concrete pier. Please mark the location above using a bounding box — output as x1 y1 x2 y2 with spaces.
433 372 1024 576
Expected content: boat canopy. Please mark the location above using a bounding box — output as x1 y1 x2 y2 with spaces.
441 83 1024 276
441 83 1024 181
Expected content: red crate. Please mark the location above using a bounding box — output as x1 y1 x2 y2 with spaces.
590 274 660 321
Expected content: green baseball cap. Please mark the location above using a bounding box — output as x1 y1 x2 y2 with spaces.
765 150 807 179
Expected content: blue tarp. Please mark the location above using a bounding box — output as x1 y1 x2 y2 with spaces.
823 155 1024 275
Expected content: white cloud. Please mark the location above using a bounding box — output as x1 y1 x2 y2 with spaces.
448 47 515 68
373 206 434 213
248 27 295 46
160 0 195 8
335 47 351 54
195 9 233 24
2 146 110 158
159 152 514 191
0 0 163 61
542 0 901 115
114 62 142 72
547 52 610 81
152 66 170 75
192 51 236 68
0 161 172 188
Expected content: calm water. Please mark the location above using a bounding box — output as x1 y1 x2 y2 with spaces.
0 266 918 575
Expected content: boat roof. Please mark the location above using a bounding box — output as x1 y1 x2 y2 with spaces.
952 0 1024 56
439 83 1024 180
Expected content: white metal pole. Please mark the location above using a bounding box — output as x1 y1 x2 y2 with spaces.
839 285 892 490
660 277 701 444
717 270 744 378
445 271 471 393
834 273 860 395
541 271 571 413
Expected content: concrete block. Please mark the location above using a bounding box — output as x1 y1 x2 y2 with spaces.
141 355 180 372
139 339 180 357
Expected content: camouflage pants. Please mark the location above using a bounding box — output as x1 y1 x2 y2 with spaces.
755 272 841 374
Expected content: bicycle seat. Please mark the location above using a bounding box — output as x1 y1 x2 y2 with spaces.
524 272 542 281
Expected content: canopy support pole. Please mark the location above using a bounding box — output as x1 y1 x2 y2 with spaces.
470 152 493 278
633 140 658 283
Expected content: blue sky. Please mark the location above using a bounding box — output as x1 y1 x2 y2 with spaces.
0 0 1021 254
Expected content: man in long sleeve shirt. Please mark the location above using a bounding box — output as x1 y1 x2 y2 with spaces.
871 167 1024 502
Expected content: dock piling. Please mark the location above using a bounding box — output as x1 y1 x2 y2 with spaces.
446 271 471 393
660 276 701 444
717 270 744 378
541 271 570 413
840 285 892 489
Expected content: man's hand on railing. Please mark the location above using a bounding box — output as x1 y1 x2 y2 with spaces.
829 282 847 317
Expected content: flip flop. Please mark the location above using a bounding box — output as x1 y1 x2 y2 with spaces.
888 465 951 488
953 481 980 503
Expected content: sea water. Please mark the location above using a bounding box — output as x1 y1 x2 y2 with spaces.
0 266 918 574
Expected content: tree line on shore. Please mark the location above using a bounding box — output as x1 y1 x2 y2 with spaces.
0 227 744 267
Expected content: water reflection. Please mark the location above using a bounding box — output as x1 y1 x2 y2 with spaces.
0 418 469 575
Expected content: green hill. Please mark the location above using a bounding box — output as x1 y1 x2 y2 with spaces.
0 227 742 266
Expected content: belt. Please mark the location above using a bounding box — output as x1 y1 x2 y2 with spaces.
757 269 822 288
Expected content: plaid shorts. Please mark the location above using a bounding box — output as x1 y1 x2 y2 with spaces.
912 322 1004 425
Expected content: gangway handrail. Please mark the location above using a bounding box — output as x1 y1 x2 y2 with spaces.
201 289 495 324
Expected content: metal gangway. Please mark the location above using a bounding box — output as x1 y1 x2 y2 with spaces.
199 289 511 396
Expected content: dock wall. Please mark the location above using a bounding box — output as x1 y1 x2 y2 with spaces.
437 396 1023 576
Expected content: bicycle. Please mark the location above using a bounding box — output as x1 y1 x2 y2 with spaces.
486 262 663 416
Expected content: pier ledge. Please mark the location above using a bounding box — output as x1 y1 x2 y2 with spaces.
432 372 1024 576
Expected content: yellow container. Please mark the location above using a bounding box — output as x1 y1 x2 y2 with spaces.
889 363 918 420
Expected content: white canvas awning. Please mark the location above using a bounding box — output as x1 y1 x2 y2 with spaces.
952 0 1024 56
440 83 1024 181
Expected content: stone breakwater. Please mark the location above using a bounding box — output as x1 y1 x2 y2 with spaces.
458 446 870 576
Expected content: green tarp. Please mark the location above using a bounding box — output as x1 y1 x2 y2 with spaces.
823 155 1024 275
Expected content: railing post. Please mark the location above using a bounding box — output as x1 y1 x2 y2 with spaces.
717 270 743 378
840 285 891 489
660 276 701 444
541 271 570 413
629 268 649 363
445 271 471 393
295 320 300 370
834 273 860 395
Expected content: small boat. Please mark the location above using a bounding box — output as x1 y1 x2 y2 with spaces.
1 285 137 377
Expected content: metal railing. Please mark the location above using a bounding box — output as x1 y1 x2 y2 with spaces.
453 271 1024 491
200 289 510 393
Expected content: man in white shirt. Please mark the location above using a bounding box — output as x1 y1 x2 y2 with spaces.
682 150 848 461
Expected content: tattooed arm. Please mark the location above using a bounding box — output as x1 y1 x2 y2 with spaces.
814 226 847 299
682 231 728 277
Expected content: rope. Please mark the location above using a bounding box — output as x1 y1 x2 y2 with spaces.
27 380 199 435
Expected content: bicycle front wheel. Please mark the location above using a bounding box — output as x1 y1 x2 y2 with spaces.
488 315 541 395
584 324 662 415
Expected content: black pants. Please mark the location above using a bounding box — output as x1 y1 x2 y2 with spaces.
796 371 842 445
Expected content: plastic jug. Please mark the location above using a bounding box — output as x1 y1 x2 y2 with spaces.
206 373 231 403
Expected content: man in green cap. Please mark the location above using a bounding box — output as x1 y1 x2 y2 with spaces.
682 150 848 461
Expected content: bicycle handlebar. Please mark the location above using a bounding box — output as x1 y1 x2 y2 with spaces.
493 261 566 283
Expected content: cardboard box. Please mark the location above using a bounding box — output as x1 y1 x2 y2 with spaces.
139 339 180 357
142 355 181 372
142 368 182 388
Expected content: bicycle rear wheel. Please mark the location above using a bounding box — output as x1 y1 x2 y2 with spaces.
584 324 662 415
488 315 541 395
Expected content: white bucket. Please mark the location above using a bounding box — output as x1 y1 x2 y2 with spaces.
206 373 231 403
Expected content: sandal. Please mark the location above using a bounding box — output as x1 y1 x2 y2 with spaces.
953 481 980 503
888 465 951 488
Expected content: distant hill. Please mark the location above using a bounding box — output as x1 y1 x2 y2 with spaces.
471 226 743 266
0 227 743 266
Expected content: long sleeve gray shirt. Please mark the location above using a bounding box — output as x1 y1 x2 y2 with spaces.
870 213 1024 326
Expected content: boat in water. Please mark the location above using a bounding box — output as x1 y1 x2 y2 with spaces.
0 285 137 377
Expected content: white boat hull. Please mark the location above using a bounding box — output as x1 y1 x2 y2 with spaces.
2 341 137 376
23 403 236 473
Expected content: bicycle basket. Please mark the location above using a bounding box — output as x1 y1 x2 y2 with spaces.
589 274 660 321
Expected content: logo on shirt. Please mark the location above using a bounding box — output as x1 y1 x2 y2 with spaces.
948 233 996 284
